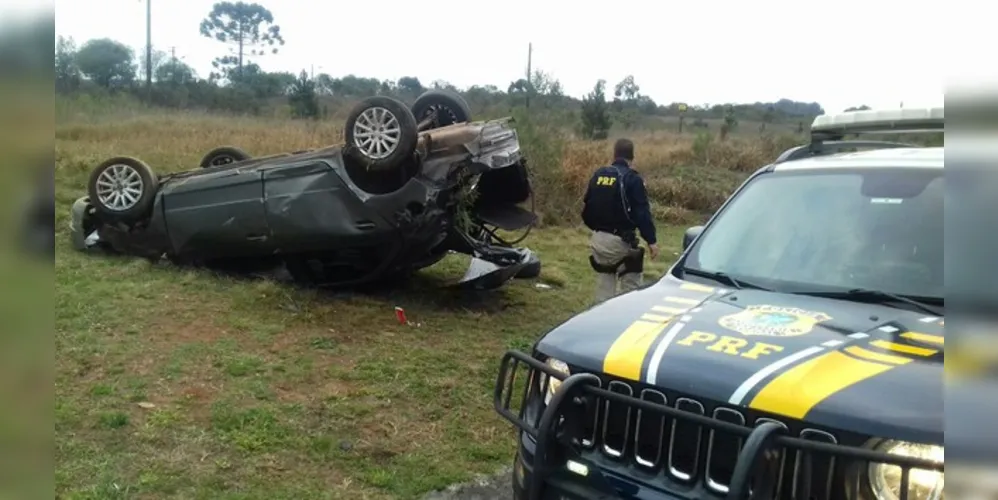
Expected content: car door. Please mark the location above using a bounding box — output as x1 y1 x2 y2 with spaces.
261 159 389 255
159 166 273 259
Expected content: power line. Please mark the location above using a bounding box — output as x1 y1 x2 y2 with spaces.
144 0 151 99
525 42 532 109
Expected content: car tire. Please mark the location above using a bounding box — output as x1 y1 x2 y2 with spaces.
87 156 159 223
344 96 418 172
412 89 472 130
199 146 252 168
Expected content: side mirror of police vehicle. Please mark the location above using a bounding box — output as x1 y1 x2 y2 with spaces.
682 225 704 251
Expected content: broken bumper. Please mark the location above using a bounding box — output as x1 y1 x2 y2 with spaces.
451 247 541 291
494 350 943 500
70 196 102 252
452 247 538 291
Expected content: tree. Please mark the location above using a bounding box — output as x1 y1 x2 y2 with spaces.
140 48 167 81
579 79 612 140
288 70 319 119
75 38 136 88
314 73 336 95
396 76 424 95
760 105 774 133
507 78 530 94
612 75 642 129
530 70 563 97
528 70 564 109
55 35 81 92
155 59 196 85
720 105 738 140
613 75 641 102
431 79 457 92
199 1 285 80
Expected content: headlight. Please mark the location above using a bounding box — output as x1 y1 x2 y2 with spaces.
539 358 570 405
868 440 943 500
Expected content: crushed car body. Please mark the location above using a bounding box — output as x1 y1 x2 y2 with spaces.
69 90 540 290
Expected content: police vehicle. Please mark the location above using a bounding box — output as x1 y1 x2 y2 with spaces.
493 107 945 500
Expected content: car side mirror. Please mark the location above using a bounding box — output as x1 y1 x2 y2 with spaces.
682 225 704 251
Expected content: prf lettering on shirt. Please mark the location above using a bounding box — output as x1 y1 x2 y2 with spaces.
675 330 784 360
596 176 617 186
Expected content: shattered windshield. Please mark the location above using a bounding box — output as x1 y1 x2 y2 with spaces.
683 167 943 300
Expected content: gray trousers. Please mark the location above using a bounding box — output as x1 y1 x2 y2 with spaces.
590 231 642 303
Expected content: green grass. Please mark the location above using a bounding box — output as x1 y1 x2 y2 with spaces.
55 227 684 498
55 157 686 497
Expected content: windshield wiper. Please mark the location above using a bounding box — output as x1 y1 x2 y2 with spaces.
795 288 943 316
681 268 771 291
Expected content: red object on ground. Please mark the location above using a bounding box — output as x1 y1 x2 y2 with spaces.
395 306 407 324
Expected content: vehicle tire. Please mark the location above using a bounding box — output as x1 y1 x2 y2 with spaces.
199 146 251 168
412 89 472 130
87 156 159 223
344 96 418 172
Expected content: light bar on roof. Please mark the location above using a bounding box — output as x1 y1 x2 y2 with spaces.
810 107 944 137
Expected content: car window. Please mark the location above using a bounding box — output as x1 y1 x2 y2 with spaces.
685 167 943 299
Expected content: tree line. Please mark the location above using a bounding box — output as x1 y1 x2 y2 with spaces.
54 1 828 138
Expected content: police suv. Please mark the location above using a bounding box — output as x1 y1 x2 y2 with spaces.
494 107 945 500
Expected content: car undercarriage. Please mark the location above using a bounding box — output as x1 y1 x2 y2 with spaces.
70 90 541 290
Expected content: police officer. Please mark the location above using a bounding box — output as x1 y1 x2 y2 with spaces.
581 138 659 303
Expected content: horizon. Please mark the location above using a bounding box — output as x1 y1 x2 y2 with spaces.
51 0 952 113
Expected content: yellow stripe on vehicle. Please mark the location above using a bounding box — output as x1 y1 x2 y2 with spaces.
869 339 937 357
844 346 910 365
900 332 944 345
652 305 687 315
603 320 670 382
680 283 715 293
748 350 908 419
640 313 673 323
664 296 700 306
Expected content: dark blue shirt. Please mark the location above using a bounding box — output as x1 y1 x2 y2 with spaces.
582 159 657 245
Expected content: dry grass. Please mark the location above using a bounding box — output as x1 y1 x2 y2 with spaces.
526 123 800 225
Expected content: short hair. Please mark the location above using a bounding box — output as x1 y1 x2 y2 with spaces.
613 138 634 161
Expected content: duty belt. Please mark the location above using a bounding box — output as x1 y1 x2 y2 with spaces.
595 228 637 246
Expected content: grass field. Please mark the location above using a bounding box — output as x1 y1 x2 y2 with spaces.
54 107 717 499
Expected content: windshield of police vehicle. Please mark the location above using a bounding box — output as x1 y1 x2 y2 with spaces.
683 168 943 300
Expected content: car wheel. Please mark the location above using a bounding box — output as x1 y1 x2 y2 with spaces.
344 96 418 172
199 146 251 168
87 156 159 223
412 89 472 130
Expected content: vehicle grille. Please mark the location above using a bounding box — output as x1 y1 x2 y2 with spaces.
575 376 842 499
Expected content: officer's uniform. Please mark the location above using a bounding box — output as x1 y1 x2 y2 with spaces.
581 159 657 303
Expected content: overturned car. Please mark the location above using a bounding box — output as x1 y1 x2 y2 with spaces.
70 90 540 290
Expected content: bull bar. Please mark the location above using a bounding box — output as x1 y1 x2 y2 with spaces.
494 350 943 500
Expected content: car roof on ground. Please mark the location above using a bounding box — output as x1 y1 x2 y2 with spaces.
772 146 943 171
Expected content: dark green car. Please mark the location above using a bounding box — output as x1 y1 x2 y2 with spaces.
494 109 945 500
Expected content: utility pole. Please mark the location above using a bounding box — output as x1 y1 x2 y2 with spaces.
145 0 152 100
524 42 532 109
170 46 176 63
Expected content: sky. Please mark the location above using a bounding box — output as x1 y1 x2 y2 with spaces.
44 0 992 113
